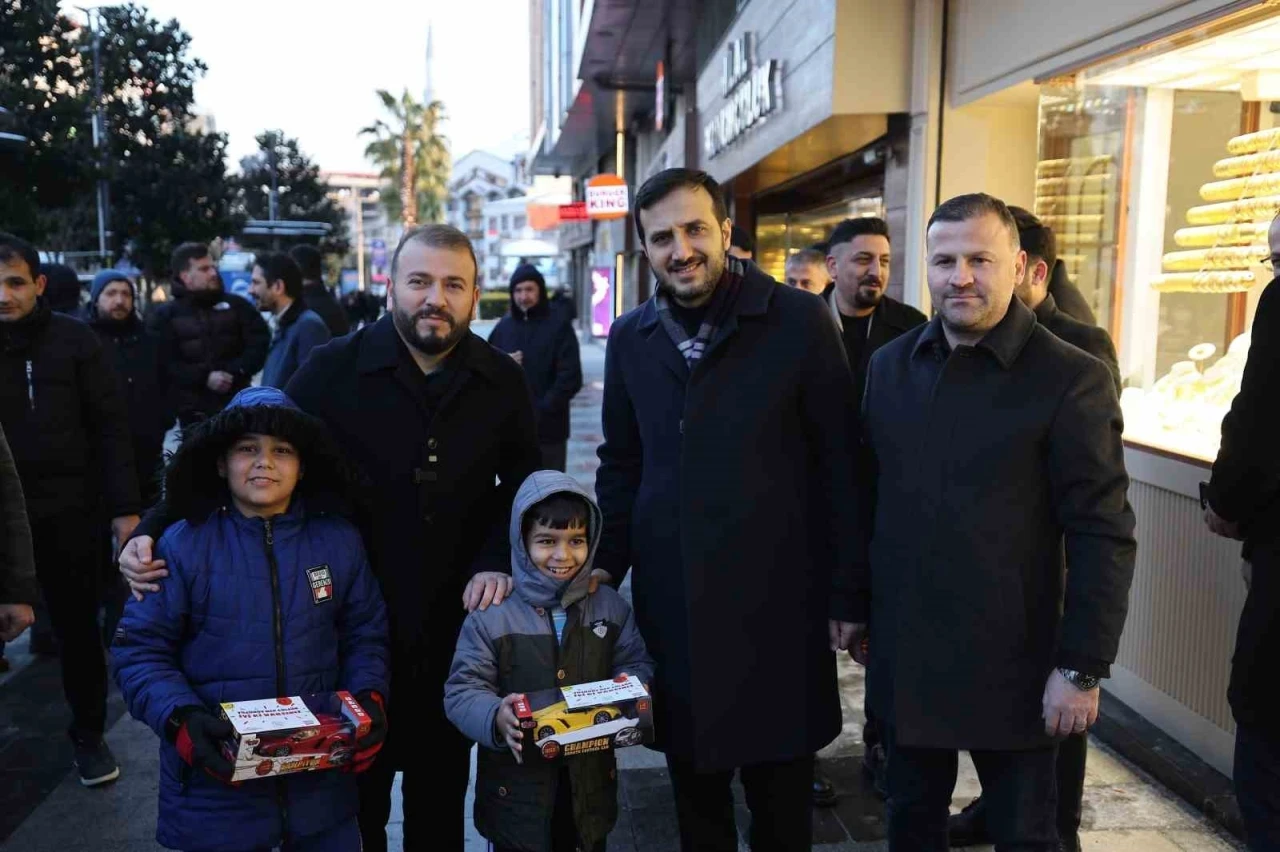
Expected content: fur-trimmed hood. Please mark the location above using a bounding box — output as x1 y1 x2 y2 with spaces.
163 386 364 523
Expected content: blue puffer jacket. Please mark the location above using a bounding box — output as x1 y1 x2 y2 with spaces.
111 388 390 852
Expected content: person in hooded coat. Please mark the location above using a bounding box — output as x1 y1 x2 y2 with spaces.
488 264 583 471
111 386 390 852
445 470 654 852
41 262 84 315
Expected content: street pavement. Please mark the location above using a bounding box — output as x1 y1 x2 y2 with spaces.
0 326 1246 851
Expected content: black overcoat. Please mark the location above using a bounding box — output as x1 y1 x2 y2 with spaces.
857 298 1136 751
595 265 861 772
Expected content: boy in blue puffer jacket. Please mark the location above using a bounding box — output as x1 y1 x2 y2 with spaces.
111 386 390 852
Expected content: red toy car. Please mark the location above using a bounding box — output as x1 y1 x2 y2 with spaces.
252 712 354 762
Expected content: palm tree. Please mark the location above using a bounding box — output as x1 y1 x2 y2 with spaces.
360 89 450 227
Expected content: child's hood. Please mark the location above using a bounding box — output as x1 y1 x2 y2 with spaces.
163 386 364 523
509 470 604 610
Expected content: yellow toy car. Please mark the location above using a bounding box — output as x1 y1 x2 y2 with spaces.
529 701 624 743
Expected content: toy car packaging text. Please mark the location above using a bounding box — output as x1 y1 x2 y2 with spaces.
514 674 654 761
219 692 371 782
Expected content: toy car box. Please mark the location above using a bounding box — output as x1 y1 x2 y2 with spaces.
219 691 370 782
514 674 654 761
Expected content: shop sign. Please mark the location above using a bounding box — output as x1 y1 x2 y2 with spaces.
586 174 630 220
559 202 589 222
705 32 781 160
655 60 666 133
559 219 594 251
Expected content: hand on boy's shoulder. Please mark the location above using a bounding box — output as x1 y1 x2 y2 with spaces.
586 569 613 596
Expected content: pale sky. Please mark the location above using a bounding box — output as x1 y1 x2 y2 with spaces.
64 1 532 174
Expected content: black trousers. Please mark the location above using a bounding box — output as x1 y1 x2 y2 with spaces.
1235 725 1280 852
886 731 1057 851
540 442 568 473
31 512 108 740
1055 732 1087 838
666 754 814 852
356 726 471 852
492 767 606 852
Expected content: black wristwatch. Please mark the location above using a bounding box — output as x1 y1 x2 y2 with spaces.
1058 668 1100 691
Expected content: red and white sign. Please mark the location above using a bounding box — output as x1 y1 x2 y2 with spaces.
559 202 589 222
586 175 629 221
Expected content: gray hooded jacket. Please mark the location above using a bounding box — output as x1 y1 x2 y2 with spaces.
444 470 653 851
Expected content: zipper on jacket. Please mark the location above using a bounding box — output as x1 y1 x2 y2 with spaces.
25 360 34 410
263 518 291 843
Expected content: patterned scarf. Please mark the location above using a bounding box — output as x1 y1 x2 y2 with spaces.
654 256 746 368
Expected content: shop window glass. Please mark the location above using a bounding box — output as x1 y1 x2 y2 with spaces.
755 196 884 283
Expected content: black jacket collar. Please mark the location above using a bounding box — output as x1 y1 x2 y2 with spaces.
356 314 503 384
635 260 775 333
276 299 305 331
0 299 52 352
912 297 1036 369
1032 292 1059 325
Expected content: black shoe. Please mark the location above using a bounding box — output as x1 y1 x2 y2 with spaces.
861 743 888 800
813 772 837 808
1057 833 1081 852
72 736 121 787
947 796 990 847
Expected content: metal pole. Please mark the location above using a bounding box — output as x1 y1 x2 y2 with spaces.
355 191 366 292
268 142 280 250
89 10 108 264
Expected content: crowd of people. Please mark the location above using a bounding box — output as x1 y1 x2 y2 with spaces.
0 161 1275 852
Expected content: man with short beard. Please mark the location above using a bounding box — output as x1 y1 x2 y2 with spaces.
595 168 862 851
119 224 541 851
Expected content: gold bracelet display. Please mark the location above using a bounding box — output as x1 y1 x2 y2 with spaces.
1185 195 1280 225
1150 271 1257 293
1226 127 1280 155
1199 173 1280 202
1035 174 1113 195
1055 232 1103 247
1035 194 1110 215
1212 150 1280 178
1174 223 1269 247
1161 247 1266 271
1037 213 1105 230
1035 156 1113 179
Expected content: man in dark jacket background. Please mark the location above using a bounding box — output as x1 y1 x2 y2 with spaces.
0 232 141 787
487 263 582 471
595 169 861 851
854 195 1136 850
1048 258 1097 326
290 243 350 338
1203 214 1280 852
121 224 541 852
249 251 331 389
148 242 269 427
948 208 1125 850
87 270 171 507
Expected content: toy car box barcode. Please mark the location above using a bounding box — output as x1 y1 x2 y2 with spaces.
515 674 653 761
219 691 370 782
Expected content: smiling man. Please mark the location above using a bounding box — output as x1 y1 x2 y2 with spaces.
119 224 541 852
852 194 1136 851
594 169 862 851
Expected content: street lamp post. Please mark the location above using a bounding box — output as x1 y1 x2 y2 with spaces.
75 6 111 265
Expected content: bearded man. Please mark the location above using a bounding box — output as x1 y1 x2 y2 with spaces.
593 168 863 851
119 224 541 852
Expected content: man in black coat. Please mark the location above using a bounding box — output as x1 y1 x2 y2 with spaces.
595 169 861 851
822 215 927 803
948 209 1125 851
87 270 171 506
148 242 269 427
0 422 38 646
1 232 141 786
290 243 350 338
1048 259 1097 326
854 195 1136 851
121 224 541 852
487 262 582 471
1203 216 1280 852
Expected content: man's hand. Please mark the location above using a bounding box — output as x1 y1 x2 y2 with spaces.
587 568 613 595
1204 505 1243 540
463 572 512 612
111 515 141 551
119 535 168 602
847 623 870 666
206 371 234 394
510 351 524 366
829 620 856 652
495 693 524 764
1042 669 1100 738
0 604 35 641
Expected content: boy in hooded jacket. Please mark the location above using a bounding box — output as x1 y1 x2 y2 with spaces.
445 471 653 852
111 386 390 852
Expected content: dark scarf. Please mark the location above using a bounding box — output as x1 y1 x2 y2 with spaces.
655 256 745 368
